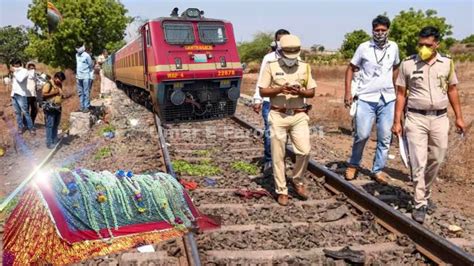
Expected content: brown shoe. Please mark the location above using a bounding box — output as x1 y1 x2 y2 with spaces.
292 179 309 200
345 166 357 180
277 194 289 206
372 172 390 185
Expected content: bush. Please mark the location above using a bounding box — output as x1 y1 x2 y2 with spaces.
238 32 273 63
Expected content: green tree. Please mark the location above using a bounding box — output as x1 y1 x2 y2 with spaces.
340 30 370 59
461 34 474 44
444 37 457 49
310 44 325 53
238 32 273 63
0 26 29 69
390 8 453 59
26 0 131 69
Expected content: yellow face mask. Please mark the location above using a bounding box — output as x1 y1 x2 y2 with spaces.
418 45 434 61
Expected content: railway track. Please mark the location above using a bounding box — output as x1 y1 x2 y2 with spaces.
1 87 473 265
155 111 474 265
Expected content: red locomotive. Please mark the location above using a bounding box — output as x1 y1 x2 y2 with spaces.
103 8 242 123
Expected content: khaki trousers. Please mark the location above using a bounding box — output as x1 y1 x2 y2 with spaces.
269 110 311 195
405 112 449 209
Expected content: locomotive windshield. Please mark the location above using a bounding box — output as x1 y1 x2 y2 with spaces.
198 23 226 44
163 22 195 45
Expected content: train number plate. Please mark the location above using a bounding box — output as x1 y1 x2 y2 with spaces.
217 70 235 77
194 54 207 63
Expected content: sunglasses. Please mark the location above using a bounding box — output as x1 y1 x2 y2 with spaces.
282 47 301 53
418 43 436 48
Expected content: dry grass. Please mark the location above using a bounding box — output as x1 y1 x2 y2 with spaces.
440 61 474 182
312 64 346 81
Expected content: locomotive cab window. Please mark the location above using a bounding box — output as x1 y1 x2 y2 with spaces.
198 23 226 44
163 23 194 45
146 28 151 47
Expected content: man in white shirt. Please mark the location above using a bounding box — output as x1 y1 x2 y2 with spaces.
253 29 290 176
344 16 400 183
24 62 39 127
10 59 35 135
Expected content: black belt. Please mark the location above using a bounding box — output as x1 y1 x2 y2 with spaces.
271 106 307 115
408 108 447 116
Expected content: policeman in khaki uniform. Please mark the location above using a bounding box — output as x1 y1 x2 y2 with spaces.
258 35 316 206
392 26 466 223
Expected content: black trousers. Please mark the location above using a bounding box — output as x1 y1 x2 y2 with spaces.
22 97 38 127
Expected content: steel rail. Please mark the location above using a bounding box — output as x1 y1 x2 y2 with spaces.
231 115 474 266
154 114 202 266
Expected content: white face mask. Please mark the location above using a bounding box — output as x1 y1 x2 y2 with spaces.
280 57 298 67
76 45 85 54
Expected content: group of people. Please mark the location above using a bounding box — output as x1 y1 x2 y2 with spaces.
253 15 466 224
9 46 111 149
9 59 66 149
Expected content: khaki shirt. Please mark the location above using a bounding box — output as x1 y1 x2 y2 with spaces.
396 53 458 110
257 59 317 109
42 82 62 105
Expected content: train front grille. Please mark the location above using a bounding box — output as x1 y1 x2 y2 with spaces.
159 79 240 123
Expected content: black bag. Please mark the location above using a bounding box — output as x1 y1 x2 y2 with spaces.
41 81 62 112
42 101 61 112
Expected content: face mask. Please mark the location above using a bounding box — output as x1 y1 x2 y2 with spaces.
418 45 434 61
373 31 388 46
76 45 85 54
276 41 281 50
280 57 298 67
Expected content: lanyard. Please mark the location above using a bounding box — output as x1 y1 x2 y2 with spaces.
373 46 388 65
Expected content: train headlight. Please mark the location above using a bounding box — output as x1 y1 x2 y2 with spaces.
220 56 227 67
186 8 200 18
174 57 182 69
170 89 186 105
227 86 240 101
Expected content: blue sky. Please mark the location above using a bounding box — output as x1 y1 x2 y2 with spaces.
1 0 473 49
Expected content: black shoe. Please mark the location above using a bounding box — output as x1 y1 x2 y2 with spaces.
262 161 272 177
46 144 55 149
427 199 437 215
323 246 365 264
82 108 90 113
18 128 26 135
412 206 427 224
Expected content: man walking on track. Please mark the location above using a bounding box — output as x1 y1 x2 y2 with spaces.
344 15 400 184
258 34 316 206
253 29 290 177
392 26 466 223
